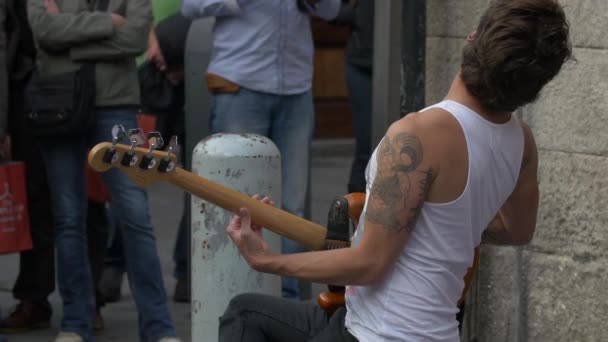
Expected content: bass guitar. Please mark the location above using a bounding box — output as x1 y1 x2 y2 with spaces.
87 140 350 251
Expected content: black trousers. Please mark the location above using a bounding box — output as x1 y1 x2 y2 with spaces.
219 293 358 342
9 79 55 304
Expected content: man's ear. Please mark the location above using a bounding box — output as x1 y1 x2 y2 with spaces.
466 30 478 43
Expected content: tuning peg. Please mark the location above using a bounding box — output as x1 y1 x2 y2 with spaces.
111 125 128 145
167 135 180 160
128 128 146 150
159 135 180 173
120 128 145 167
103 124 128 164
139 132 164 170
147 132 164 150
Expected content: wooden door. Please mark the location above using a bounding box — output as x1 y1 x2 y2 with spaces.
311 18 353 138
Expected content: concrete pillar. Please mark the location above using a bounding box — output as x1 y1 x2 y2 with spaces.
190 134 282 342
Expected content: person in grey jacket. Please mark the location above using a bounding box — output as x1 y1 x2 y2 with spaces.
26 0 180 341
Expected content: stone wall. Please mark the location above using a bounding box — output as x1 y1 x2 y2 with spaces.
425 1 608 341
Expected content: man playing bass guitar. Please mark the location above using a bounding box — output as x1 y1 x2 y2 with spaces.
222 0 572 341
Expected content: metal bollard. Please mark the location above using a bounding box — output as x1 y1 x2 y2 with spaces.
191 133 282 342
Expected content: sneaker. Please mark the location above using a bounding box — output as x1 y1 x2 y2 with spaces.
0 300 51 333
158 338 181 342
100 267 124 303
173 277 190 303
92 309 104 335
54 332 84 342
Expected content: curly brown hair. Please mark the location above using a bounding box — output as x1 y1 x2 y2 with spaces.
461 0 572 112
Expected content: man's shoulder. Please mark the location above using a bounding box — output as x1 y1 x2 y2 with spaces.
389 109 466 169
391 109 456 136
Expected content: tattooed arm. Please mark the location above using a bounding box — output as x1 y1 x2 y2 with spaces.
483 123 539 245
228 114 438 286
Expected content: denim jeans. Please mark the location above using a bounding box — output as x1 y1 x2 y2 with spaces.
105 112 190 281
38 108 176 341
219 293 358 342
106 197 188 280
211 87 313 299
345 64 373 193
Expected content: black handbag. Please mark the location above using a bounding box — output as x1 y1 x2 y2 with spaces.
24 63 96 137
23 0 108 137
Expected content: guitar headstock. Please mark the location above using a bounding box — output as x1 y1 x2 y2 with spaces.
88 131 179 188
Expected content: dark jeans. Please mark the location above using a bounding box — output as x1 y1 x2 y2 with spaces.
345 63 372 193
104 111 189 281
105 194 189 280
38 108 176 341
219 293 358 342
8 80 108 312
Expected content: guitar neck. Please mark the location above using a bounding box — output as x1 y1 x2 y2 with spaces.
170 168 330 250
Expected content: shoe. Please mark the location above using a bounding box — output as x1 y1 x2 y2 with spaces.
158 338 181 342
100 267 124 303
54 332 84 342
172 277 190 303
92 309 104 335
0 300 51 333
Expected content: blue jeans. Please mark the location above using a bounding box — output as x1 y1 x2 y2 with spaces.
106 197 188 280
39 108 176 341
211 87 313 299
345 64 373 193
105 112 189 281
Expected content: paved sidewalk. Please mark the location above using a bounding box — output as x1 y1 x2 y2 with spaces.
0 139 355 342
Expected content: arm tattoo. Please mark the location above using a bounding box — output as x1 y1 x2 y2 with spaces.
367 133 433 233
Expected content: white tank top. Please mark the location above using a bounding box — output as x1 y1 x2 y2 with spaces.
344 100 524 341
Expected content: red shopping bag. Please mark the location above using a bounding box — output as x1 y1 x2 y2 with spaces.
86 164 111 203
137 113 157 135
0 161 33 254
